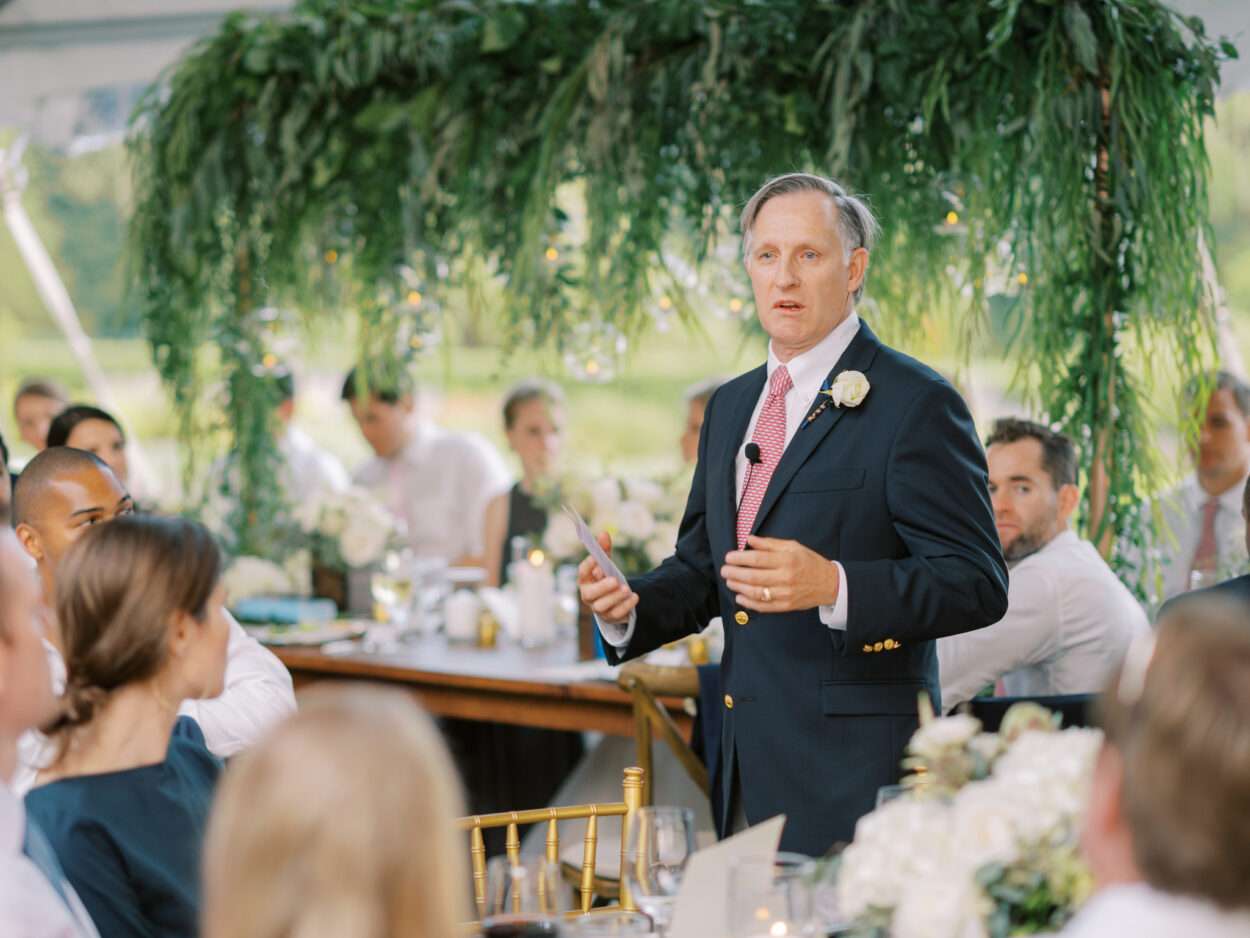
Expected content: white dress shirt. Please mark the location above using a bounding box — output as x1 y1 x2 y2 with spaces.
1058 883 1250 938
0 781 99 938
1134 472 1250 603
600 314 860 648
13 613 295 795
279 426 350 503
353 421 511 562
938 530 1149 709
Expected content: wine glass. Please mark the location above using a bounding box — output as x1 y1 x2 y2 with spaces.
874 783 907 808
370 548 415 628
621 806 695 936
484 856 572 922
727 853 817 938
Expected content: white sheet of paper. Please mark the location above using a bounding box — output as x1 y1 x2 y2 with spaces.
667 815 786 938
564 503 630 585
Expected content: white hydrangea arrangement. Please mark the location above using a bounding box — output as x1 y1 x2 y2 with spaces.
291 485 400 569
836 703 1102 938
541 473 684 574
221 553 311 602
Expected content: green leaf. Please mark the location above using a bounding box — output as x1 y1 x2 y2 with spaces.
481 8 527 53
1064 2 1099 73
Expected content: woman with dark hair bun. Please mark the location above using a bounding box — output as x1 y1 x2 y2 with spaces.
45 405 129 486
24 514 229 938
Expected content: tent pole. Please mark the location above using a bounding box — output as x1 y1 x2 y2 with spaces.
0 138 158 497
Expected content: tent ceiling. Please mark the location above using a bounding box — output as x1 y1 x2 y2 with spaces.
0 0 1245 148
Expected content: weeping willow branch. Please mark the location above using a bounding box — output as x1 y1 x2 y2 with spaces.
127 0 1232 560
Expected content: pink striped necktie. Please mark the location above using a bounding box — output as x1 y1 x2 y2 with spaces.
1189 496 1220 587
736 365 793 549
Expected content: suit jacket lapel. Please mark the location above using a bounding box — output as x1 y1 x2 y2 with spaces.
749 322 883 540
714 365 766 554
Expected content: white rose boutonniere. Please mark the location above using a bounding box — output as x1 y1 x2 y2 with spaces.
823 369 871 408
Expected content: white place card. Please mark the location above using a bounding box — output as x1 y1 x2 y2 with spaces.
667 815 786 938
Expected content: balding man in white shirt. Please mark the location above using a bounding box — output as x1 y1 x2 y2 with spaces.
939 419 1148 710
342 368 509 566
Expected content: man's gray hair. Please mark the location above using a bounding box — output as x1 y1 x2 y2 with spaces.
740 173 881 304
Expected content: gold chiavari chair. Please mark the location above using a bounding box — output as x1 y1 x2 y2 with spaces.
617 662 708 807
458 765 644 920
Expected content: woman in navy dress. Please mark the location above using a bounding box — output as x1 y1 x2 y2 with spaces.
25 515 230 938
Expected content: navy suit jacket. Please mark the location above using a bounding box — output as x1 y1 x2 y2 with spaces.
607 321 1008 855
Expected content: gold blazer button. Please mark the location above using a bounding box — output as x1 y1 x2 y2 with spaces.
724 694 734 710
883 639 897 650
734 611 749 626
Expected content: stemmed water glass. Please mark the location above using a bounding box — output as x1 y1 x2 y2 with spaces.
483 855 572 922
727 853 818 938
621 806 696 936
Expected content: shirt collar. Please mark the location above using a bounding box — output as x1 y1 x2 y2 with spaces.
1183 471 1249 513
766 312 861 403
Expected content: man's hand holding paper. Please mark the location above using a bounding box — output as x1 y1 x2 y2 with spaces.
571 505 639 624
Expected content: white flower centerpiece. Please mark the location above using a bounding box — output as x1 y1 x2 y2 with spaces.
291 486 402 614
836 703 1102 938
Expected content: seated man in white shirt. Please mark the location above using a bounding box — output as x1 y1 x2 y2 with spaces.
273 371 351 502
0 526 99 937
939 419 1148 709
11 447 296 792
202 371 349 541
1136 371 1250 602
342 367 509 567
1060 599 1250 937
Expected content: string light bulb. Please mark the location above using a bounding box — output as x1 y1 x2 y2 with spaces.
945 211 959 225
545 247 559 261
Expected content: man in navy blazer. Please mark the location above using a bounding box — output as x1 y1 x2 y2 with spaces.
579 173 1008 856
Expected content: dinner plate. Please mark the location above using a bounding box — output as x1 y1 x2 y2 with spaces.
244 619 369 647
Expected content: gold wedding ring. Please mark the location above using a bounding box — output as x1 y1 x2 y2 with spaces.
762 587 772 602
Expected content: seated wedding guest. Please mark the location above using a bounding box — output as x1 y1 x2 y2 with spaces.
1059 598 1250 936
11 448 295 792
202 686 467 938
1160 475 1250 613
46 405 129 487
483 379 565 586
25 515 229 938
0 528 100 937
13 378 68 452
1134 371 1250 601
342 366 509 566
939 419 1148 709
202 372 348 535
680 376 722 465
271 371 350 502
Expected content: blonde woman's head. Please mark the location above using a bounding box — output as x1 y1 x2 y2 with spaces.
203 686 469 938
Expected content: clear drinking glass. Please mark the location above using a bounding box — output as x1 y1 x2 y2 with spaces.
874 784 907 808
727 853 817 938
484 856 573 921
621 806 695 936
370 548 416 627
